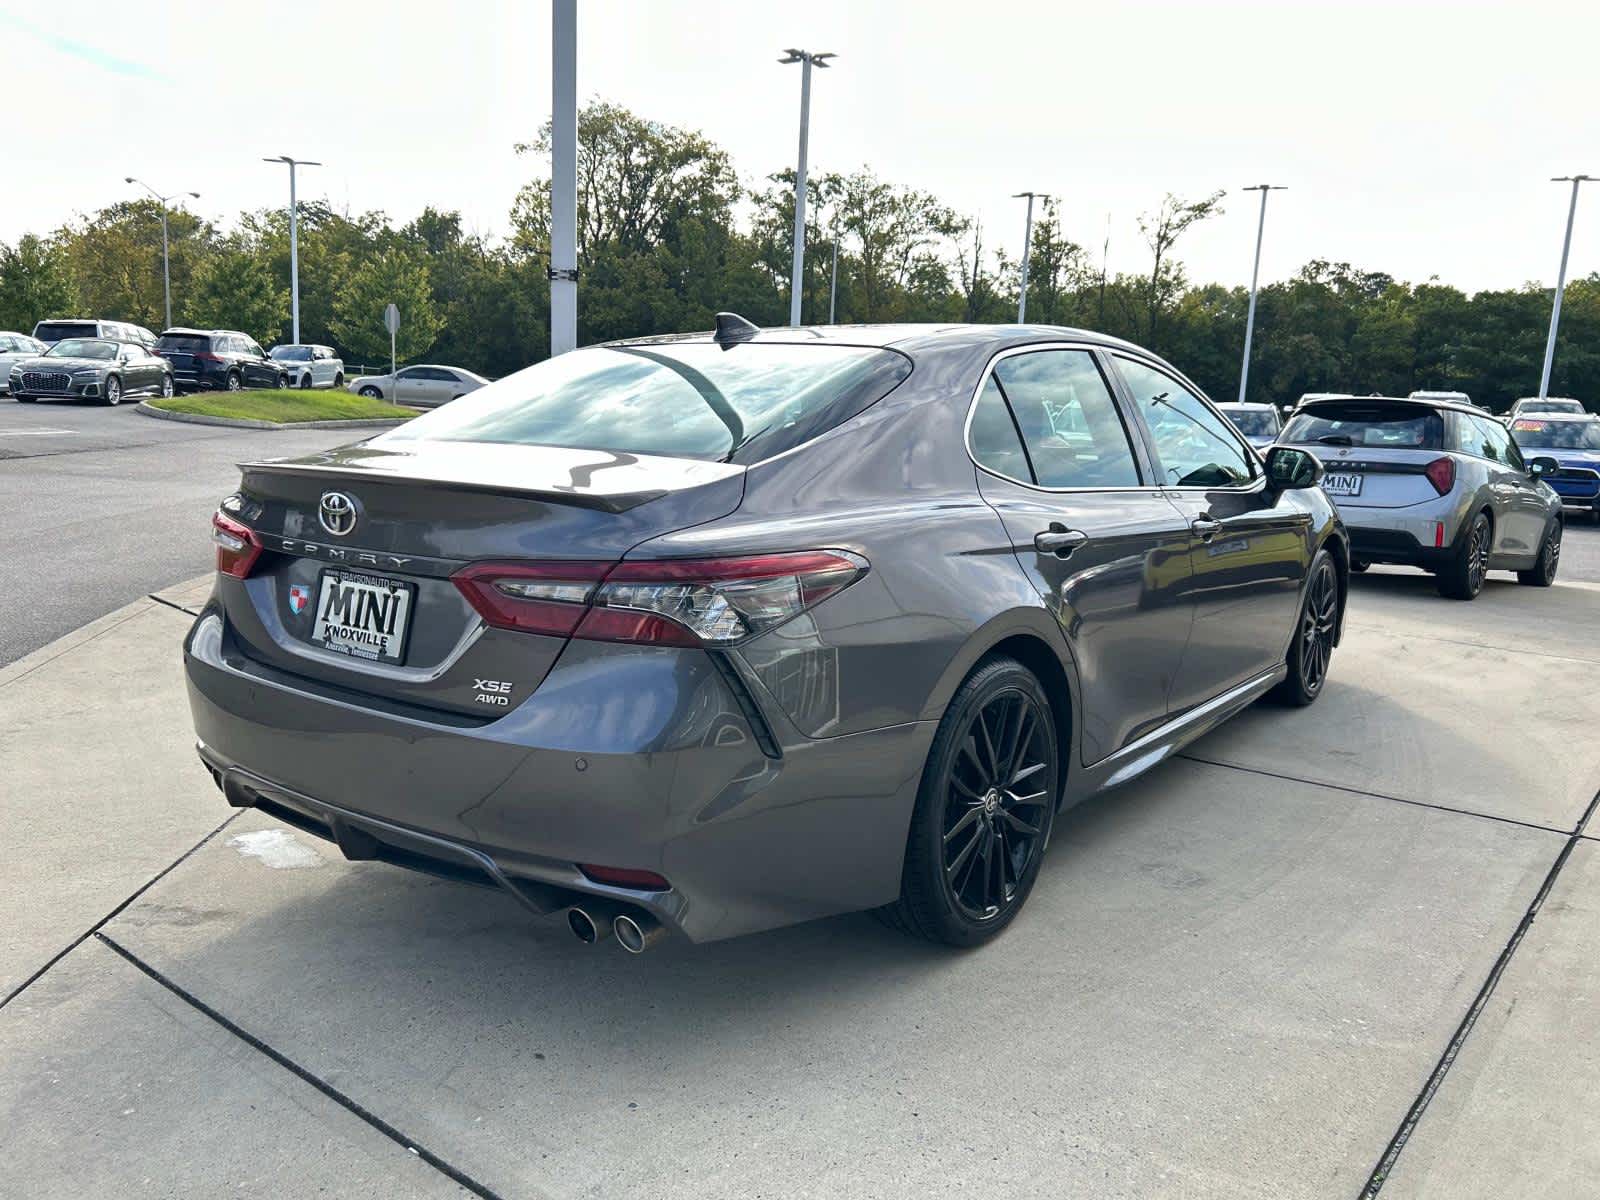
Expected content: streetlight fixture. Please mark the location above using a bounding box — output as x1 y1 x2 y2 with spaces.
1237 183 1286 405
1013 191 1048 323
124 178 199 330
780 48 835 327
1538 175 1593 402
262 156 322 345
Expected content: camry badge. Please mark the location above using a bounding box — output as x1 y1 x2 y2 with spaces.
288 583 312 615
318 491 358 537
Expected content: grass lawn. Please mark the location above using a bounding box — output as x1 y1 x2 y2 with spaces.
149 389 419 424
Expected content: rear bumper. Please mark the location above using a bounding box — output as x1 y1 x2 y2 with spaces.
184 605 931 943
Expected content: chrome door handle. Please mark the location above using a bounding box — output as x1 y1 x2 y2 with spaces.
1034 526 1089 556
1190 516 1223 540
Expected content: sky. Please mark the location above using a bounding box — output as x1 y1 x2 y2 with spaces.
5 0 1599 294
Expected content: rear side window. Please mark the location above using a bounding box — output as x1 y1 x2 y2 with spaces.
383 342 913 464
969 376 1032 482
157 334 212 353
1283 402 1444 450
988 350 1141 488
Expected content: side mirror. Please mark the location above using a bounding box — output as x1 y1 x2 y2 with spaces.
1264 445 1323 490
1528 456 1560 479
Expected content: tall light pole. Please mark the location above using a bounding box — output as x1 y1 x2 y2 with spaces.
125 178 199 331
828 220 841 324
1013 191 1046 323
262 156 321 345
780 48 835 327
1538 175 1593 401
1237 183 1285 404
550 0 578 355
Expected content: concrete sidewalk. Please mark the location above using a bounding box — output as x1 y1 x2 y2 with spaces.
2 574 1597 1199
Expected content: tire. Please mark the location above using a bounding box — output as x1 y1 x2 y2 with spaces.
880 655 1059 947
358 385 383 399
299 373 312 390
225 372 243 392
334 373 344 388
158 374 174 399
1517 520 1561 587
1437 511 1491 600
1270 549 1339 706
278 373 290 389
103 375 122 407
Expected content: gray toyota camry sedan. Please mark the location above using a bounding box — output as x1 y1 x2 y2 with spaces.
185 318 1347 950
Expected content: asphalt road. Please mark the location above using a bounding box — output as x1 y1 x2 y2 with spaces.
0 399 354 665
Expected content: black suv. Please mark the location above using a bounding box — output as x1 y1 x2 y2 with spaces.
155 329 290 393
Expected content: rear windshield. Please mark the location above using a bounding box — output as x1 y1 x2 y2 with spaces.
34 322 96 342
1221 408 1279 437
381 342 913 463
1517 400 1583 415
1283 401 1443 450
270 345 311 361
1510 419 1600 451
157 334 212 353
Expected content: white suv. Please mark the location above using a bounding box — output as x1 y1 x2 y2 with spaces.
268 344 344 389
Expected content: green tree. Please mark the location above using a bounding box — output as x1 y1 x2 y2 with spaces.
188 244 289 345
0 235 77 331
331 247 441 365
56 200 211 328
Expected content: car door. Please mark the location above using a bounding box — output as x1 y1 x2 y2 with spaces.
969 345 1196 764
242 339 276 387
1111 354 1310 712
313 348 335 387
392 367 425 406
1468 414 1548 558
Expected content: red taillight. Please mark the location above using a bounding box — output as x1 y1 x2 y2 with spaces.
452 561 612 636
1424 456 1456 495
194 351 225 363
579 863 670 890
452 550 868 647
212 511 262 578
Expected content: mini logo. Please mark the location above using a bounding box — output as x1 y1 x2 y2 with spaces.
318 491 358 537
288 583 312 615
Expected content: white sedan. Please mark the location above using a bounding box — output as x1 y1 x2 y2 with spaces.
347 364 489 408
0 332 47 394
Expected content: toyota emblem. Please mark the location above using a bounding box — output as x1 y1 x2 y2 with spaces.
318 491 359 537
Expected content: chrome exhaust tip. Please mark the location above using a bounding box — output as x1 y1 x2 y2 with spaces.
566 905 614 945
613 911 667 954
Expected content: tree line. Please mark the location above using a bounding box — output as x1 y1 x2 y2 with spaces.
1 99 1594 412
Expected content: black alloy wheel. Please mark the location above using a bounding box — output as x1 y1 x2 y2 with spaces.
1272 548 1339 706
882 656 1059 946
1517 521 1561 587
1439 512 1491 600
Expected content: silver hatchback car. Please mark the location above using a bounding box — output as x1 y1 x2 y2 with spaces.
1279 395 1563 598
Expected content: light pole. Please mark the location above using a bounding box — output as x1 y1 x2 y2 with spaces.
828 220 841 324
262 156 322 345
1013 191 1046 323
1538 175 1593 401
125 178 199 330
780 48 835 327
1237 183 1285 404
550 0 578 355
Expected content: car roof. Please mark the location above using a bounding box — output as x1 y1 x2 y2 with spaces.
158 328 251 336
1297 393 1486 418
609 320 1158 356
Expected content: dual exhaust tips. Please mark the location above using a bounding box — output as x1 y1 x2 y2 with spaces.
566 901 667 954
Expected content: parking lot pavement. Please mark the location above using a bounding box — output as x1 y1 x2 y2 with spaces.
0 597 221 999
0 398 350 666
1188 574 1600 831
1381 839 1600 1200
0 938 471 1199
2 572 1597 1198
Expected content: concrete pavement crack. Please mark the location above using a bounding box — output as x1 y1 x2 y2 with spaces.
1359 785 1600 1196
94 932 504 1200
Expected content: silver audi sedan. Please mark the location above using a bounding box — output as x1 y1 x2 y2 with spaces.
1278 394 1563 597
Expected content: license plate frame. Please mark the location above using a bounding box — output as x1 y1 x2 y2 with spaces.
310 568 415 665
1322 471 1364 497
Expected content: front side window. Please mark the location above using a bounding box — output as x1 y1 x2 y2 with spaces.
1471 415 1522 468
986 349 1140 488
381 341 913 464
1117 356 1252 487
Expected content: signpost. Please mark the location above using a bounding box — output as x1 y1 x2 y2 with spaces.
383 304 400 404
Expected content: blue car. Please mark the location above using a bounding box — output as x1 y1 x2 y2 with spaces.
1509 412 1600 520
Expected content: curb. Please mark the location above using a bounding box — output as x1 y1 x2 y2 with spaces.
135 400 412 431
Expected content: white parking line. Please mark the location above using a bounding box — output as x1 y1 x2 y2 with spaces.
0 429 76 436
